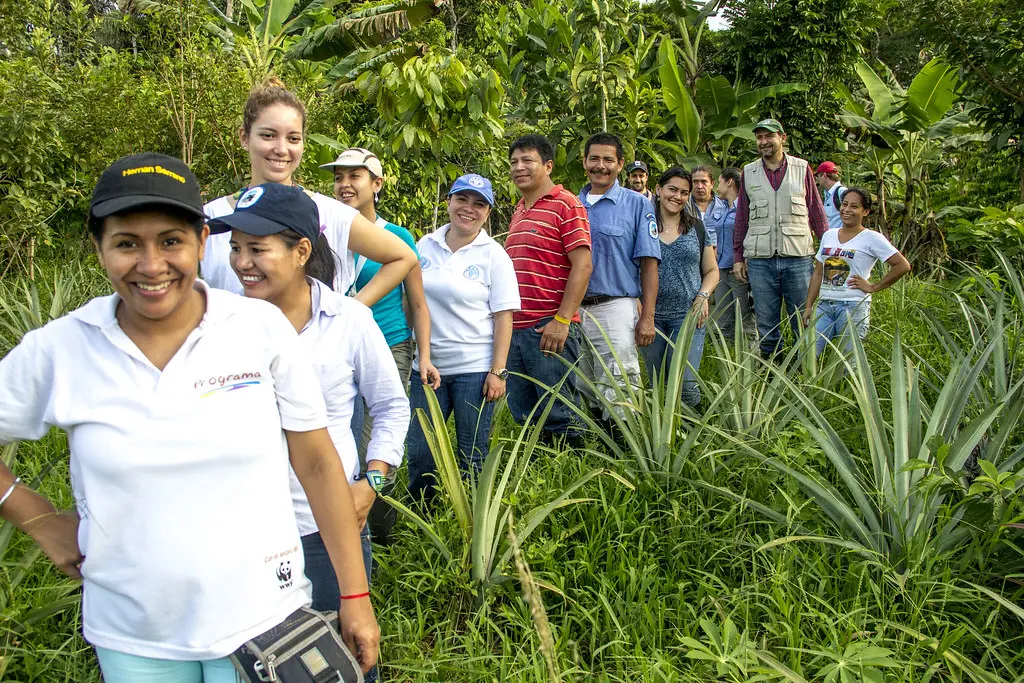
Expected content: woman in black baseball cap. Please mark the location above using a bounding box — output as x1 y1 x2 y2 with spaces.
0 154 380 681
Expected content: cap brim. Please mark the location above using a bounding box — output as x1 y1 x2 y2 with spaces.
318 161 364 169
207 211 293 237
449 189 494 206
91 195 204 219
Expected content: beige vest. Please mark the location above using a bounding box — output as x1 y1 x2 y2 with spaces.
742 155 814 258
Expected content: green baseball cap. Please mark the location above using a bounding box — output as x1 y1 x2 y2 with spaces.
753 118 785 134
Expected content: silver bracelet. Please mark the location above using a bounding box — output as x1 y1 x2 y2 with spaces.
0 477 21 510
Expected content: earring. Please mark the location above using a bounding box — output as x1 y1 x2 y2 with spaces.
374 192 379 203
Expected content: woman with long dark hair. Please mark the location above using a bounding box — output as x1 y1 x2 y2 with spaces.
642 167 719 407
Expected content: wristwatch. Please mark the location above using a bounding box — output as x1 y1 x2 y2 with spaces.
489 368 509 381
356 469 387 496
696 291 710 300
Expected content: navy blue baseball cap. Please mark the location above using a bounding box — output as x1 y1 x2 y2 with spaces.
448 173 495 206
207 183 320 243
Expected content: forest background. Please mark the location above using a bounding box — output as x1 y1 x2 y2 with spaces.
1 0 1024 681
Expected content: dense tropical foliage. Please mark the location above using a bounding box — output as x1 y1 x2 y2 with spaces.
1 0 1022 680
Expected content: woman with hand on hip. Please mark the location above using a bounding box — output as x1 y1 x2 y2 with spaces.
642 167 719 407
0 154 378 681
406 174 520 505
201 78 417 303
803 187 911 355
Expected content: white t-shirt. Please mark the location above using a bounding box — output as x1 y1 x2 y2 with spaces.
416 225 520 375
0 281 325 660
816 228 898 302
291 278 409 536
201 191 357 294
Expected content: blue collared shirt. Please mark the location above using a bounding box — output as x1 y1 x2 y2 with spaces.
579 181 661 298
824 183 846 229
698 196 737 269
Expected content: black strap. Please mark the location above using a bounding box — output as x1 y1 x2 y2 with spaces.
833 187 843 210
695 218 707 254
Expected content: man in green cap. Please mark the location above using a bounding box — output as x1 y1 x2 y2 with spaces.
731 118 828 359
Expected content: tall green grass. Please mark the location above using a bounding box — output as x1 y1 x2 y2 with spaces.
0 259 1022 681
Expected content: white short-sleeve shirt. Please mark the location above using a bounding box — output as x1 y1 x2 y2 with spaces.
816 228 898 302
291 278 409 536
202 191 357 294
415 225 520 375
0 281 326 660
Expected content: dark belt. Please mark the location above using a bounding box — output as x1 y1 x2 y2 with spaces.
581 295 619 306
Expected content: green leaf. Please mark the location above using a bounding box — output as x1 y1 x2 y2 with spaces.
258 0 298 44
854 58 900 124
904 58 959 131
657 38 700 154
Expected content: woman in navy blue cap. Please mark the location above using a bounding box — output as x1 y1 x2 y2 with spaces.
406 174 521 504
209 184 408 682
0 155 379 681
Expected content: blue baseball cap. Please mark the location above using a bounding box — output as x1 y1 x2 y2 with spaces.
207 183 321 244
448 173 494 206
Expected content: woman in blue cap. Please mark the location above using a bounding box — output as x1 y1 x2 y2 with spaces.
406 174 521 504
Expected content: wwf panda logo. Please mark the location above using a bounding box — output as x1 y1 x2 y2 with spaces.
419 257 431 270
464 265 481 281
277 561 293 588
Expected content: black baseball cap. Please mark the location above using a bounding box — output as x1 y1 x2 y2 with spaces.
207 183 320 243
90 153 204 219
626 160 649 174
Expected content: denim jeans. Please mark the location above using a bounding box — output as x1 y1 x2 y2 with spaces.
746 255 813 357
506 319 584 437
406 372 494 503
302 526 377 681
711 269 754 340
813 298 871 355
641 316 707 407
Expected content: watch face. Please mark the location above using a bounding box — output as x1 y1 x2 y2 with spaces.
497 369 509 380
366 470 386 491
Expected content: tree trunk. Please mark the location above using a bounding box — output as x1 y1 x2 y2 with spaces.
598 38 607 132
431 172 441 231
446 0 458 51
225 0 233 21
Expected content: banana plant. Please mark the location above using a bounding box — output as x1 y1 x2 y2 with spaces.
840 57 979 257
204 0 438 83
658 38 807 165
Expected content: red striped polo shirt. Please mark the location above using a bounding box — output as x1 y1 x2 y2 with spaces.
506 185 592 329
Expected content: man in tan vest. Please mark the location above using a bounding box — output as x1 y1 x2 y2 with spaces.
731 118 828 358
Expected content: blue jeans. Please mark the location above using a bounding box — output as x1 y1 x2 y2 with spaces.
301 526 376 682
407 372 494 503
506 319 584 437
301 526 373 609
95 648 238 683
813 298 871 355
641 316 707 407
746 255 813 357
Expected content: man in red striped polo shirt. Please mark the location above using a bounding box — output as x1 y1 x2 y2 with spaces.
504 134 593 445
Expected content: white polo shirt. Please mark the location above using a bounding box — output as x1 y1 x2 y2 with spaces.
291 278 409 536
202 191 357 294
415 224 520 375
0 281 325 660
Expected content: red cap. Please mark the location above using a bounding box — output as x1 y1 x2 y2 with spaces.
815 161 839 175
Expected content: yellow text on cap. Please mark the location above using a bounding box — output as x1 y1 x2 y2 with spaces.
121 165 186 184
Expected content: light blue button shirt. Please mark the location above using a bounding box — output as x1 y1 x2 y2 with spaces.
579 182 661 299
824 183 846 229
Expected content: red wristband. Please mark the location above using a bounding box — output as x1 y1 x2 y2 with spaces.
339 591 370 600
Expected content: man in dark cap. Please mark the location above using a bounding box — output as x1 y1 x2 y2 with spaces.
625 160 654 201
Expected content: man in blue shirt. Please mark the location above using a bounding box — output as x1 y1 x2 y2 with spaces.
687 165 722 251
815 161 847 229
577 132 661 419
